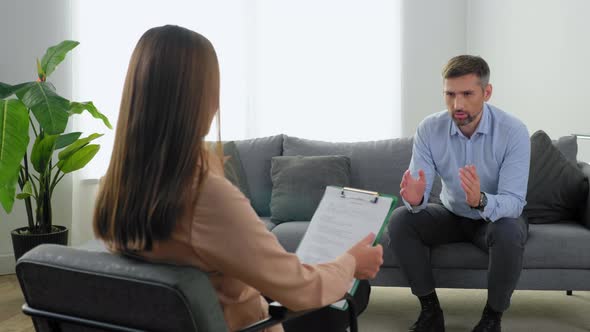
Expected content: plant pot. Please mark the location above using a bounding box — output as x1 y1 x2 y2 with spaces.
10 225 69 261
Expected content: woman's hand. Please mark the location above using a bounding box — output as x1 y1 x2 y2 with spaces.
347 233 383 280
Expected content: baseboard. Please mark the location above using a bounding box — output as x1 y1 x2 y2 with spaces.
0 253 16 275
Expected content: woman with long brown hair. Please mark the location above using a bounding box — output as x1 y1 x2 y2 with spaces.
93 25 383 332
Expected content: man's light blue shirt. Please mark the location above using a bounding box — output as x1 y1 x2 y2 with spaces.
403 103 530 222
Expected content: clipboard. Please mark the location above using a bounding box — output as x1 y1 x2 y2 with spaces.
295 186 397 310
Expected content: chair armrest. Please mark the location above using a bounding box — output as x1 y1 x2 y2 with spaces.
236 293 358 332
22 303 144 332
17 245 228 332
578 161 590 229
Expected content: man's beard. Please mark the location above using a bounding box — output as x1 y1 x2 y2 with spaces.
452 109 481 127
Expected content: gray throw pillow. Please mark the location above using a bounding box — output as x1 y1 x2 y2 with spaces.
552 135 578 163
282 135 423 208
234 135 284 217
270 155 351 223
524 130 589 224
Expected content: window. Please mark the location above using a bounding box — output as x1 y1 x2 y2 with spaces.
73 0 401 178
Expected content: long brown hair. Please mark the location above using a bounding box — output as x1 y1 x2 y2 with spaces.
93 25 220 251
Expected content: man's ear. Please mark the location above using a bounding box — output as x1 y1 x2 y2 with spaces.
484 84 493 101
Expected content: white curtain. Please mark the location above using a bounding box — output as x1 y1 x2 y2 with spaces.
72 0 401 178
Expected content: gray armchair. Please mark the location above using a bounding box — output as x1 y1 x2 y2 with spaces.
16 244 357 332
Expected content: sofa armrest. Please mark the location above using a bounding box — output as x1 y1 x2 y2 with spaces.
578 161 590 229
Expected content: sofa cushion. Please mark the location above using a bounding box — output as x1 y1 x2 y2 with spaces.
524 130 589 224
259 216 276 231
234 135 283 216
282 135 442 208
271 221 310 253
270 155 351 223
523 223 590 269
416 223 590 270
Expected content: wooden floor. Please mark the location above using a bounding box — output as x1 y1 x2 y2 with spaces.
2 272 589 332
0 274 34 332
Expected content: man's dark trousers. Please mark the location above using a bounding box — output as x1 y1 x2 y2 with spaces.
387 203 528 311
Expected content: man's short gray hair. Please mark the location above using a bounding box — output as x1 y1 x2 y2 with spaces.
442 55 490 89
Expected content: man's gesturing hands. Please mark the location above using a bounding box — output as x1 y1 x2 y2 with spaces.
401 166 481 208
400 169 426 206
459 165 481 208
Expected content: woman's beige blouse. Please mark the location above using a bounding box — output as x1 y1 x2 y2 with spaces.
138 173 356 331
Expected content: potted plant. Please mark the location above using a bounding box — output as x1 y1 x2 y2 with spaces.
0 40 111 261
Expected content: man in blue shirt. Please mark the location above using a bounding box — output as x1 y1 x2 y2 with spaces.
388 55 530 332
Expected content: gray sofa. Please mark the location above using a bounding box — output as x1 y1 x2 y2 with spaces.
230 134 590 292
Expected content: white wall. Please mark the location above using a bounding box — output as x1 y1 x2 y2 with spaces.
400 0 467 136
466 0 590 161
252 0 401 142
70 178 99 246
0 0 73 274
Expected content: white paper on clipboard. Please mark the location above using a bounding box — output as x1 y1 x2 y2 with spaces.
295 186 396 310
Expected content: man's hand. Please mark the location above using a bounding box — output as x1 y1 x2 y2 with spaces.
400 169 426 206
459 165 481 207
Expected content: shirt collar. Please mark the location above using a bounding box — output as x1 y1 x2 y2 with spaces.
450 103 491 137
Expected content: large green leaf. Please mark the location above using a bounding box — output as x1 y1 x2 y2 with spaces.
16 181 33 200
40 40 79 78
58 144 100 174
58 133 103 161
0 82 37 99
0 100 29 183
13 82 37 100
0 171 18 213
0 82 13 98
70 102 112 129
31 134 58 173
55 132 82 149
22 82 70 135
